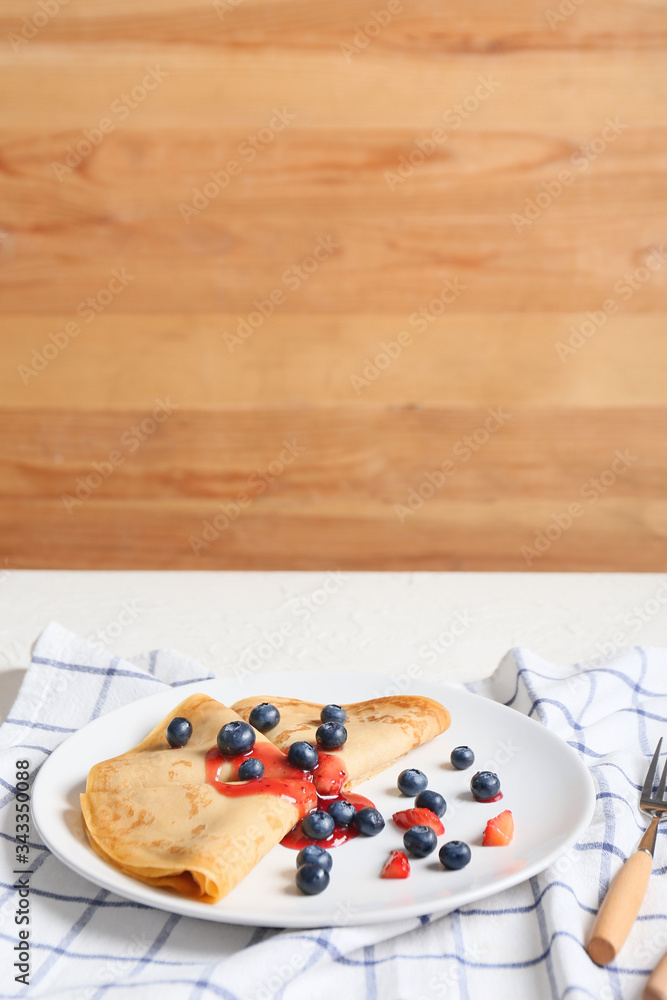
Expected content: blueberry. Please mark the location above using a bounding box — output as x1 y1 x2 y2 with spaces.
217 721 256 756
301 810 335 840
470 771 501 801
248 702 280 733
238 757 264 780
287 741 319 771
321 704 347 724
439 840 471 870
295 863 330 895
327 800 357 827
166 717 192 748
316 722 347 751
415 789 447 817
397 768 428 796
353 807 385 837
403 825 438 858
450 746 475 770
296 844 333 872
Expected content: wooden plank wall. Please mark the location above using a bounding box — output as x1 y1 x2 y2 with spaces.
0 0 666 570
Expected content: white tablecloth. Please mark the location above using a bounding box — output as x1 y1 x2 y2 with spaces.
1 620 666 999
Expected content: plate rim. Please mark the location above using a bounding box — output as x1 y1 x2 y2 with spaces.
32 672 597 928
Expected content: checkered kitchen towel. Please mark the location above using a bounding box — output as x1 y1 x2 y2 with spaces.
1 621 666 1000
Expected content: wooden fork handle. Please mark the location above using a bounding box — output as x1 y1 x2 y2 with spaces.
644 950 667 1000
587 850 653 965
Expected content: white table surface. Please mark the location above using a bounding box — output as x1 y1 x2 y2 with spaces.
1 570 666 724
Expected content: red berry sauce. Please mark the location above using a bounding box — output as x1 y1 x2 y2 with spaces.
205 742 377 849
473 790 503 803
205 742 306 782
204 745 318 818
281 791 375 850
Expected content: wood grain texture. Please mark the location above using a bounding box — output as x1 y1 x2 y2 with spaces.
2 497 666 571
1 0 666 570
0 407 661 500
3 314 667 409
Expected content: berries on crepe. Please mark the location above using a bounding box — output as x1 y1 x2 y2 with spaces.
301 810 335 841
238 757 264 780
327 800 357 827
249 703 280 732
316 722 348 751
321 704 347 724
287 741 319 771
217 721 255 756
166 717 192 748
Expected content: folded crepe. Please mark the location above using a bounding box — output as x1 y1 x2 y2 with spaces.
81 693 317 902
86 693 287 792
231 694 451 792
81 691 450 903
81 779 315 903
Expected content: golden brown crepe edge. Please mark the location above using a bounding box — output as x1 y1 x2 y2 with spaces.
80 791 219 901
80 783 307 905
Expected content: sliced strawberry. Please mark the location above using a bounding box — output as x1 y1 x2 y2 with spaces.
381 850 410 879
392 807 445 836
482 809 514 846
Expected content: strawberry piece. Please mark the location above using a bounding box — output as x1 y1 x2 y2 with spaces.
381 850 410 879
392 807 445 836
482 809 514 846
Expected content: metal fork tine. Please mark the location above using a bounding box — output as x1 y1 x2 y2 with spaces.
657 757 667 801
642 738 663 799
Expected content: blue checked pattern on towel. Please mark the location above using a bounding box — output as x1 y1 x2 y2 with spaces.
1 621 667 1000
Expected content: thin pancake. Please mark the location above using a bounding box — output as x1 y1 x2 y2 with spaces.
81 779 316 903
81 693 318 903
231 695 451 790
81 691 450 903
86 693 279 792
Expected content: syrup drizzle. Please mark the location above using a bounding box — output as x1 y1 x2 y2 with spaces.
204 742 376 848
281 791 375 850
204 745 318 817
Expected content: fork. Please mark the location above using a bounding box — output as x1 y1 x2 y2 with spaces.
587 738 667 966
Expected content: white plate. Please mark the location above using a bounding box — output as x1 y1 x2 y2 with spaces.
32 672 596 928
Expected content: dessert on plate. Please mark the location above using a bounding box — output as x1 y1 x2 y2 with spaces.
80 692 450 903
